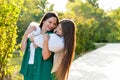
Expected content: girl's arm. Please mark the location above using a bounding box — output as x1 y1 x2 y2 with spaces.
42 34 51 60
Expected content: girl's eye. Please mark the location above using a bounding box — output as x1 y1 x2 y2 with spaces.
47 20 51 23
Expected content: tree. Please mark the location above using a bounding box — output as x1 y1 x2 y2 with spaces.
86 0 99 8
66 0 96 54
107 8 120 42
17 0 54 44
0 0 23 79
68 0 75 2
66 0 119 55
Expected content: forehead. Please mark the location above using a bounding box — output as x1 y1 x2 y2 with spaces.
58 24 62 29
46 17 57 22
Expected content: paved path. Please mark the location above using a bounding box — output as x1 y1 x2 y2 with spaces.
68 43 120 80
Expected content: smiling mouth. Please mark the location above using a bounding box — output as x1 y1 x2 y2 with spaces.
48 27 51 30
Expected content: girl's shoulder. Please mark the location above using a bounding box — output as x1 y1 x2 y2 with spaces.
50 34 63 39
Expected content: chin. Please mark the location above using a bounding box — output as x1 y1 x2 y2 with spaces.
47 29 51 31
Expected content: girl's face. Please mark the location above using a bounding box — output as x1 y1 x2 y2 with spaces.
42 17 57 31
54 24 63 37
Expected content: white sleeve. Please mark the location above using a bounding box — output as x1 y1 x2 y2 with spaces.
28 22 41 38
34 34 64 52
34 35 44 48
48 34 64 52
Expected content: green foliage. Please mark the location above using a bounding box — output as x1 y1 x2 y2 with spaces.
2 0 119 79
0 0 23 79
84 0 120 43
17 0 54 44
65 0 97 54
75 18 97 54
9 57 23 80
108 8 120 42
17 0 42 44
86 0 99 8
65 0 120 55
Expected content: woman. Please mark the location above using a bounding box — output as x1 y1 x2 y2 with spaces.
44 19 76 80
31 19 76 80
20 11 59 80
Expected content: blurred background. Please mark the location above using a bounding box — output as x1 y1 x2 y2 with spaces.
0 0 120 80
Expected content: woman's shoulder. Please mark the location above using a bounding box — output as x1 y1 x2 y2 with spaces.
49 34 64 43
50 34 63 39
28 22 41 35
29 22 39 27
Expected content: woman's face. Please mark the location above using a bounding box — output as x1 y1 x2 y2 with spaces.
54 24 63 37
42 17 57 31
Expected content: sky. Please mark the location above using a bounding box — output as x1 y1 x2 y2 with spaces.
48 0 120 12
98 0 120 11
47 0 68 12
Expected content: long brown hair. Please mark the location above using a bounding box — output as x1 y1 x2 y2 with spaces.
56 19 76 80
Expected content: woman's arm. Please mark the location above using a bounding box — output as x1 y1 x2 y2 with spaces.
42 34 51 60
30 34 64 60
33 34 64 52
29 34 50 60
20 33 28 52
20 25 36 52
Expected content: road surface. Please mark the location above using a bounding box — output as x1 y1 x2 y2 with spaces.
68 43 120 80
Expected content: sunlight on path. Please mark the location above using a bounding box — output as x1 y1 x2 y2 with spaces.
68 43 120 80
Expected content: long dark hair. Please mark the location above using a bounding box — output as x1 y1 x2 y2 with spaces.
39 11 59 32
56 19 76 80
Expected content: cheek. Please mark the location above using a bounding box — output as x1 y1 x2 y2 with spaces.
51 26 56 30
53 26 57 29
57 31 62 36
60 31 63 36
45 25 49 30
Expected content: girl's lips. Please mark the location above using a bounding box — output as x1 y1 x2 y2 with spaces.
48 27 53 31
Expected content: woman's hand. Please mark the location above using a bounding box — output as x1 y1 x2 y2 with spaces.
29 35 38 48
33 42 38 48
29 34 34 42
25 26 36 36
20 26 36 52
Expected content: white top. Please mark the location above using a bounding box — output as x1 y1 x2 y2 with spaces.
34 34 64 52
27 22 65 69
27 22 41 64
28 22 40 37
34 34 64 73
